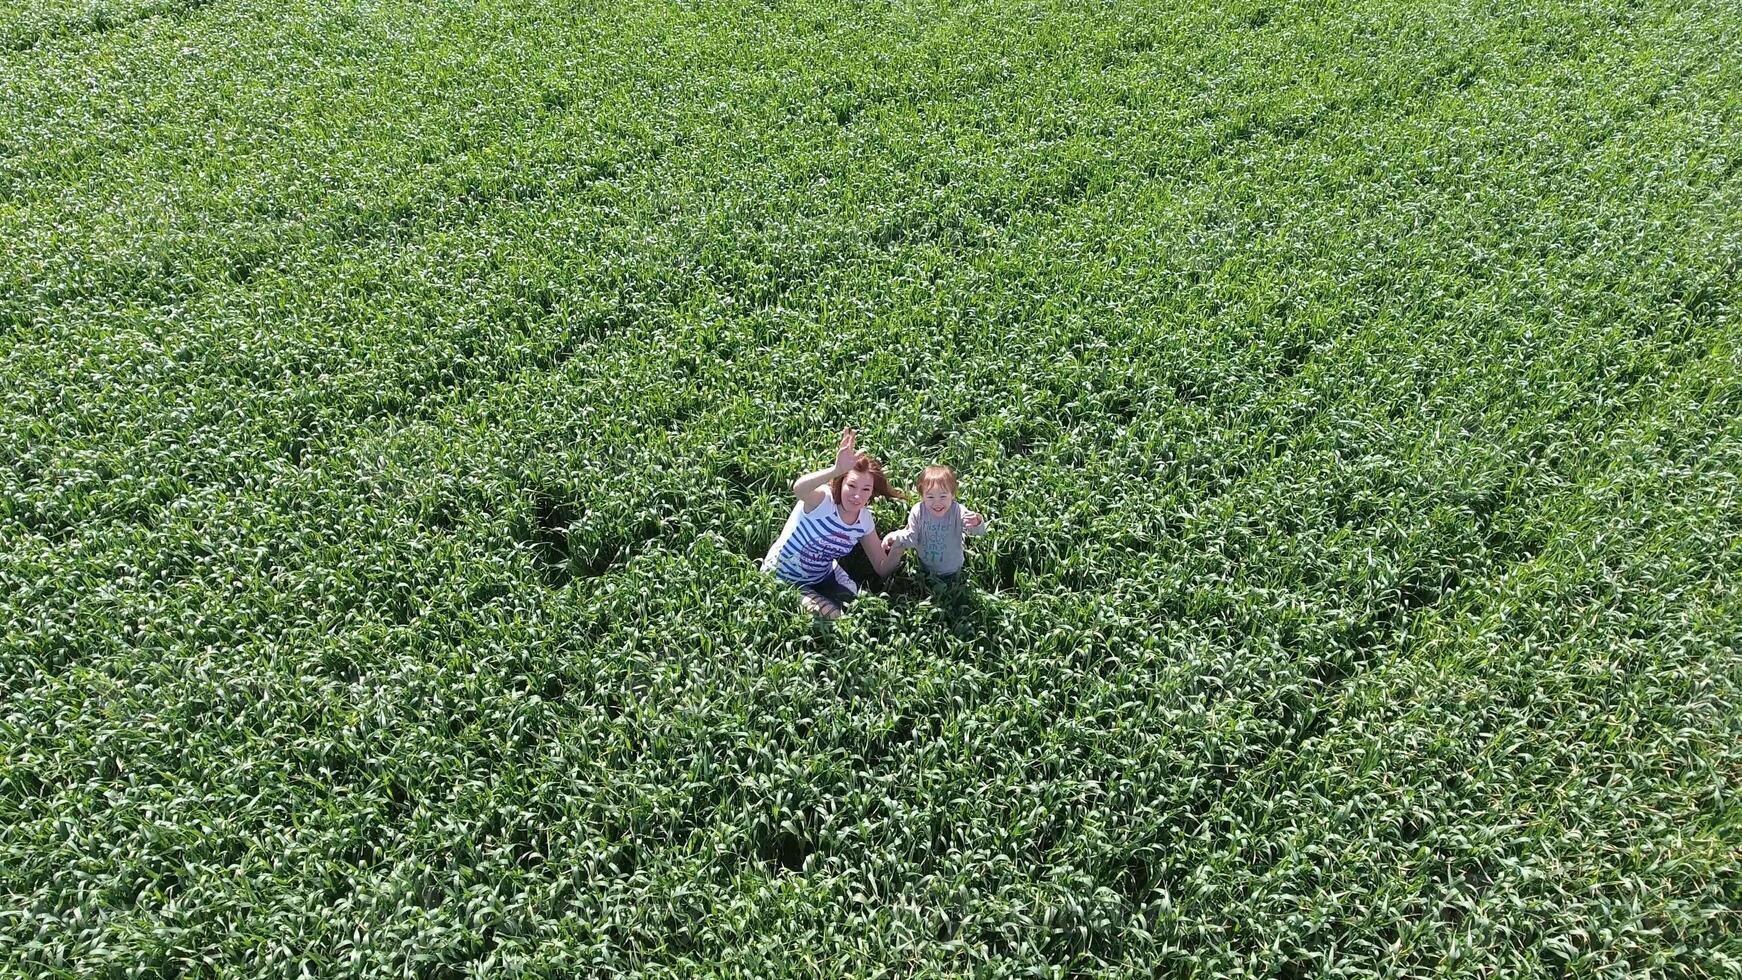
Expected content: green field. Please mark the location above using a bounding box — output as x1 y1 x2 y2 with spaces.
3 0 1740 975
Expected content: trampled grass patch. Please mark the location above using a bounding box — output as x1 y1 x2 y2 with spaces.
2 0 1739 975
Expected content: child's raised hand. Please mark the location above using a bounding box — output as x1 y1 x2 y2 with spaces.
964 511 985 529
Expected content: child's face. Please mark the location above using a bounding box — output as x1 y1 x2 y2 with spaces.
921 484 955 516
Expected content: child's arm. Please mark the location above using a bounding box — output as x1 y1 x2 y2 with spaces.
963 509 989 536
884 503 921 553
792 428 857 510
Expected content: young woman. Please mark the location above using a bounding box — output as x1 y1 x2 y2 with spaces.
761 428 906 618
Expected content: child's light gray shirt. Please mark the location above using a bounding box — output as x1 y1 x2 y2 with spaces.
886 501 987 576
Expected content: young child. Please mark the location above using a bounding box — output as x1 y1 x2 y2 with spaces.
885 465 987 581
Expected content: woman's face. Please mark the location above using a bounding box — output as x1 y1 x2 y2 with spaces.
839 470 876 511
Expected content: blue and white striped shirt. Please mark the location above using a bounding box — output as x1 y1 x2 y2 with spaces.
761 494 873 587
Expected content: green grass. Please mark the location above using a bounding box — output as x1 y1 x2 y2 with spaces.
2 0 1739 975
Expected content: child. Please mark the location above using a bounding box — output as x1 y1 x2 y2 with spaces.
885 465 987 581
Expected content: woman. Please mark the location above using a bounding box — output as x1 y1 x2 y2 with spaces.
762 428 906 618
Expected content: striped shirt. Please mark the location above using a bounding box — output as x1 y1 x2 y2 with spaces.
762 494 873 588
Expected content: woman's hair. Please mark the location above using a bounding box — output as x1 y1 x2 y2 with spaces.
916 465 958 496
832 453 907 503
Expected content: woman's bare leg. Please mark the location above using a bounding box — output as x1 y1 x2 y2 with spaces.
800 593 842 619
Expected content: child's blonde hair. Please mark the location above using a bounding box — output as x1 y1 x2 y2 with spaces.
917 465 959 496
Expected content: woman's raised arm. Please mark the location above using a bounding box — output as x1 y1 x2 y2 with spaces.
792 427 858 508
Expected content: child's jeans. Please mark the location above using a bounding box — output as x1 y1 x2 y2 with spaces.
923 568 964 589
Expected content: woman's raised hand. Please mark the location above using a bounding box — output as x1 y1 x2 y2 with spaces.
833 427 858 474
794 429 862 504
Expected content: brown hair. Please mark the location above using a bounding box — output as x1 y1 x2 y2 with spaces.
831 453 907 504
916 465 958 496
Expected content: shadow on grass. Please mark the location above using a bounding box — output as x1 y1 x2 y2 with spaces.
879 568 1003 642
